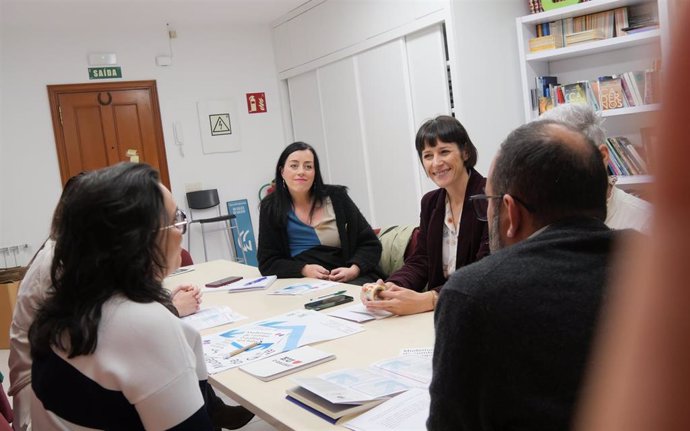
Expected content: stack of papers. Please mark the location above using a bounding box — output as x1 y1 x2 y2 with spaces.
240 346 335 381
285 366 419 424
293 368 417 404
286 386 385 424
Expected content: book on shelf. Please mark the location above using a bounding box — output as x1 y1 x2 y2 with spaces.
623 72 644 106
535 76 558 114
565 28 607 45
585 80 600 111
527 0 544 15
644 68 660 104
598 77 625 110
613 7 629 37
609 138 638 175
621 3 659 34
562 82 588 105
619 137 648 174
285 386 386 424
239 346 335 382
528 4 642 53
618 75 635 107
606 137 648 176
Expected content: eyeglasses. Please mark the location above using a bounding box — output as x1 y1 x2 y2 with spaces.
160 209 188 234
469 194 535 222
469 194 502 222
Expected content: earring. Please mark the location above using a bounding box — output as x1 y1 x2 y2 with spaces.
283 179 287 188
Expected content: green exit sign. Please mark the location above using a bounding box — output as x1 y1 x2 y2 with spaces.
88 66 122 80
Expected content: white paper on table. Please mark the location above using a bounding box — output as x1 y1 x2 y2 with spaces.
253 309 364 348
328 303 392 323
202 327 288 374
203 309 364 374
400 347 434 359
343 388 430 431
371 355 433 386
181 306 247 331
268 280 338 295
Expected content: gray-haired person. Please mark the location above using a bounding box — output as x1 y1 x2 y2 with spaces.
540 103 651 232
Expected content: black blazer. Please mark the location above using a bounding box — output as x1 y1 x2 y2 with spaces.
257 185 383 279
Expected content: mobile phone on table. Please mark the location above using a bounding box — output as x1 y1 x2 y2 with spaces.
304 294 354 311
205 275 243 288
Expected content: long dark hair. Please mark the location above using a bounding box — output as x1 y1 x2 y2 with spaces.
30 163 174 358
261 141 327 226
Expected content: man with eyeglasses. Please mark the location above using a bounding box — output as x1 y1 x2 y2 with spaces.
427 120 634 430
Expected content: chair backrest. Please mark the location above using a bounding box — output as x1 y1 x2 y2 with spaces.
377 225 418 277
180 248 194 267
186 189 220 210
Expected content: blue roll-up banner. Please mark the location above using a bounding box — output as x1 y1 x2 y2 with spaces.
226 199 258 266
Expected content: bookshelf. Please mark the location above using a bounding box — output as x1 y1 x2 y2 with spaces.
516 0 669 189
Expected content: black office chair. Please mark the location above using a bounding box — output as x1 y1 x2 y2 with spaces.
186 189 240 262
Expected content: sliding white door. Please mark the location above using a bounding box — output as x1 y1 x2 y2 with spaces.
286 24 451 228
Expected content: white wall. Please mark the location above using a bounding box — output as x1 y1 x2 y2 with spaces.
449 0 528 176
0 1 286 264
274 0 528 224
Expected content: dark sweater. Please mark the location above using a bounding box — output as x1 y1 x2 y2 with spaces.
428 218 625 431
387 168 489 292
257 185 384 280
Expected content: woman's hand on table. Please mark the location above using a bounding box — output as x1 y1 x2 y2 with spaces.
329 264 360 283
363 283 435 316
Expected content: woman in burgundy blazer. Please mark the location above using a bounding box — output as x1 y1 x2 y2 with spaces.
363 116 489 315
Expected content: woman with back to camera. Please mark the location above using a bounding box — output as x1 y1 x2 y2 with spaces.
29 163 215 430
362 115 489 315
258 141 384 285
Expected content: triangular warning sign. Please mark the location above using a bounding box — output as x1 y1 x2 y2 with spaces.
212 116 230 133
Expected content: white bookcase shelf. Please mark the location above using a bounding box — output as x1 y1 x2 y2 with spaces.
525 29 660 63
516 0 667 190
600 103 661 117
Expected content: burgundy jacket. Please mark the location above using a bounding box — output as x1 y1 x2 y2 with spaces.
387 168 490 292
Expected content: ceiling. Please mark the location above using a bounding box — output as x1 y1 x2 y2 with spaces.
1 0 312 23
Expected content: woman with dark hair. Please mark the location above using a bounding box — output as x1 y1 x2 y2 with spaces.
363 115 489 315
258 141 384 285
28 163 215 430
8 172 84 431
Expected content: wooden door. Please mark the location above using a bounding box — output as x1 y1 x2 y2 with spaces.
47 80 170 188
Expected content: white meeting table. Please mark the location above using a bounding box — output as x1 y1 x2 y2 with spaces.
164 260 435 431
